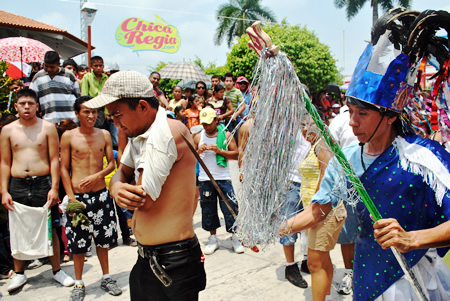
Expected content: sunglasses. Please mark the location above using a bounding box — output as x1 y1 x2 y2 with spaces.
196 86 205 89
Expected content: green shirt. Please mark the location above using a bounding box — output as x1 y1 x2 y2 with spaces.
80 72 109 97
224 87 243 109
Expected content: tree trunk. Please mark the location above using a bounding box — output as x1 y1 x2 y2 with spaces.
372 0 378 26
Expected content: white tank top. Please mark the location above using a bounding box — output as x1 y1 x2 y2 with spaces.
198 130 231 181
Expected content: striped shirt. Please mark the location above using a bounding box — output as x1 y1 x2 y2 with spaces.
224 87 243 109
30 68 80 123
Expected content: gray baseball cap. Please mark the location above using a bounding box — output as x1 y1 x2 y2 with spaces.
84 70 155 109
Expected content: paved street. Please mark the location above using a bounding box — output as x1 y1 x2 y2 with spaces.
0 162 353 300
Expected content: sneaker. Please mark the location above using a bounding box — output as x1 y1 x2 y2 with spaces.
1 270 14 279
203 235 219 255
300 259 310 274
53 270 75 287
285 264 308 288
231 234 245 254
122 237 137 247
7 273 27 292
101 278 122 296
27 258 46 270
337 270 353 295
85 250 92 257
70 284 85 301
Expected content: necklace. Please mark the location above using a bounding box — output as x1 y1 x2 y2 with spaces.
205 132 218 138
363 151 380 157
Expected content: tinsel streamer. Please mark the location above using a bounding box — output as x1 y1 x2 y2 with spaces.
237 48 428 301
7 91 12 111
234 50 358 249
234 51 308 249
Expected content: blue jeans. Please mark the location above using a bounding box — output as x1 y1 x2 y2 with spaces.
280 182 303 246
337 202 360 244
199 180 238 233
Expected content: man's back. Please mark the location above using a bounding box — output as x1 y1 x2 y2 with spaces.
30 68 80 123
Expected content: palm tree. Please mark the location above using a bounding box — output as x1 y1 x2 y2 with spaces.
215 0 277 47
334 0 411 26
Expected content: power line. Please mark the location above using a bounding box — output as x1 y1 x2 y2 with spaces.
61 0 276 24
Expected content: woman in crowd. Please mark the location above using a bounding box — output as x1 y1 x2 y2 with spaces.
195 81 208 102
168 86 187 111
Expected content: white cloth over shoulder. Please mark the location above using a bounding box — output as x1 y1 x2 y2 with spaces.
9 201 53 260
394 136 450 206
375 249 450 301
121 106 178 200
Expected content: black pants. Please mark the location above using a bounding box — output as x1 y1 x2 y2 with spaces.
130 236 206 301
9 175 59 227
0 222 13 274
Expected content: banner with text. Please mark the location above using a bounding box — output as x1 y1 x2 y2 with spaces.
116 15 181 54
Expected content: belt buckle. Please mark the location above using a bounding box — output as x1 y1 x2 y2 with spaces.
138 245 144 258
149 254 172 287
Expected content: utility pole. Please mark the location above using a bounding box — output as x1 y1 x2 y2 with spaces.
80 0 88 65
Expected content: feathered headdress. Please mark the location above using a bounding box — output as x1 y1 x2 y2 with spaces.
346 7 419 112
402 10 450 144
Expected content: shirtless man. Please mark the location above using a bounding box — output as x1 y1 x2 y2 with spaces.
1 89 74 293
60 96 121 301
84 71 206 300
148 71 169 108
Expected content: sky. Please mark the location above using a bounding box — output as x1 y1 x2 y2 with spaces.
3 0 449 82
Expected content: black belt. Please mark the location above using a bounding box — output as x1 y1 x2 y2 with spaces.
137 236 199 287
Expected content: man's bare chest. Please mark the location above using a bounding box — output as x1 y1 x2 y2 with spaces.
71 137 105 161
10 130 47 152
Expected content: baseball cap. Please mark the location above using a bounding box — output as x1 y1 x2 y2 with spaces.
84 71 155 109
199 107 217 124
332 104 341 108
236 76 249 84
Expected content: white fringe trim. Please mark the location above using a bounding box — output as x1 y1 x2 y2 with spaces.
393 137 450 206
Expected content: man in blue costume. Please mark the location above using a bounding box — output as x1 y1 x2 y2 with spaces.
283 8 450 300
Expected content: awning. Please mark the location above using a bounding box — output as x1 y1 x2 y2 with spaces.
0 10 94 59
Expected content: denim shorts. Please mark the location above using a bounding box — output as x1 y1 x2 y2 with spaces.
199 180 238 233
280 182 303 246
9 175 60 227
337 202 360 244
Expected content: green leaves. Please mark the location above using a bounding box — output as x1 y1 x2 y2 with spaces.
0 61 13 114
225 23 342 93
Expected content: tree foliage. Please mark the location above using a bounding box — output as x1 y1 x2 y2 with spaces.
334 0 411 25
0 61 14 114
226 22 342 93
215 0 277 47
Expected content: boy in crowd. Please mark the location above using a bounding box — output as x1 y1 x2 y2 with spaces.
194 107 244 255
211 75 221 92
60 96 121 300
80 56 109 129
1 89 74 293
30 51 80 124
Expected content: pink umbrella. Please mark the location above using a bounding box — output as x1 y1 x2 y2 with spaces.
0 37 53 79
0 37 53 62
